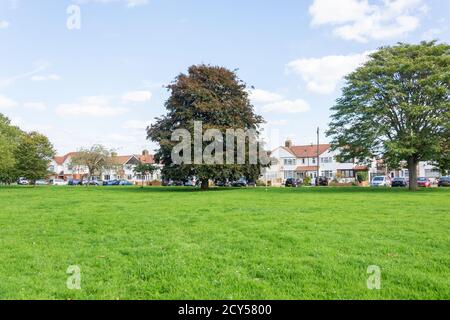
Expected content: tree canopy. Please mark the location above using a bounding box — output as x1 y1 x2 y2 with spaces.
327 41 450 190
70 145 114 183
1 114 56 184
14 131 55 183
147 64 266 189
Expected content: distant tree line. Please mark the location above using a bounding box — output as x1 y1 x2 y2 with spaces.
0 113 55 185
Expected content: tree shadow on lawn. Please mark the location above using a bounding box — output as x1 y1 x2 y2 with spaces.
98 186 442 195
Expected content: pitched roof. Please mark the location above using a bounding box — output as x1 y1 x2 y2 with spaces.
111 155 135 165
288 144 331 158
53 152 79 165
53 152 155 165
136 154 155 164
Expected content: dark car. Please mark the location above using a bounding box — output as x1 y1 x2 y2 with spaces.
215 180 231 187
118 180 133 186
285 178 299 187
391 177 408 187
68 179 80 186
438 176 450 187
103 180 120 186
317 176 329 186
231 178 248 187
417 177 431 188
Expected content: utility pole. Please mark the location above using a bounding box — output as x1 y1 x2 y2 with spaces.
316 127 320 186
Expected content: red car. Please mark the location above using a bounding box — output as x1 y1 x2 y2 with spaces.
417 177 431 188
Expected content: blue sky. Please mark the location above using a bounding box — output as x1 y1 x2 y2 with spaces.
0 0 449 155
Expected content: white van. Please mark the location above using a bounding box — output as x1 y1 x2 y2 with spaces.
49 179 68 186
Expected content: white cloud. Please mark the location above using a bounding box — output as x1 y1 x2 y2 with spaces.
30 74 61 82
286 51 372 94
24 102 47 111
122 90 152 102
75 0 148 8
248 89 284 104
126 0 148 7
122 119 152 130
249 88 311 114
10 117 53 133
262 99 310 114
309 0 426 42
268 119 289 126
55 96 128 117
0 94 18 109
0 20 10 29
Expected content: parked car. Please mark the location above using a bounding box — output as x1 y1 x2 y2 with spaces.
184 180 196 187
370 176 391 187
285 178 300 187
417 177 431 188
391 177 408 187
103 180 119 186
49 179 68 186
118 180 133 186
317 176 329 186
17 177 29 185
215 180 231 187
247 180 257 187
80 179 102 186
438 176 450 187
231 178 248 187
161 179 184 186
68 179 80 186
34 180 48 186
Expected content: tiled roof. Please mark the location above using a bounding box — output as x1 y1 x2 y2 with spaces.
288 144 331 158
53 152 155 165
136 154 155 164
53 152 79 165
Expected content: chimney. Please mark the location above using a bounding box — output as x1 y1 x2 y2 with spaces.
285 139 293 149
142 149 149 156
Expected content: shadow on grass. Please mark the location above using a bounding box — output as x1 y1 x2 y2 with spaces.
89 186 445 195
1 185 445 195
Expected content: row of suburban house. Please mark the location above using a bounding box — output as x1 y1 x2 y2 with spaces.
49 141 442 185
263 140 441 186
49 150 162 183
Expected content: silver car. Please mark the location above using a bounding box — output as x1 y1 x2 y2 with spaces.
370 176 391 187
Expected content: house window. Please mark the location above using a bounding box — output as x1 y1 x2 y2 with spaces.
312 158 316 164
104 175 110 181
127 175 133 180
302 158 306 164
284 159 295 166
284 171 294 179
321 157 333 163
323 170 333 178
340 170 354 178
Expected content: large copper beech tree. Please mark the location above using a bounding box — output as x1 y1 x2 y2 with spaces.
327 41 449 190
147 65 266 189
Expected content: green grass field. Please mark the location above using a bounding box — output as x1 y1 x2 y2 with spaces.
0 186 448 300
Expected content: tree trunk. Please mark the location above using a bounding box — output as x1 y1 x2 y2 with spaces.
142 177 144 189
201 179 209 190
408 157 419 191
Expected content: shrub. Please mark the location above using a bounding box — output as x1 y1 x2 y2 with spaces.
304 176 311 185
357 171 369 183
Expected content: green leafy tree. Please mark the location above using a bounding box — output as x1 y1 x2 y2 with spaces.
70 145 113 185
133 163 158 188
147 65 266 189
14 131 55 184
0 114 25 184
327 42 449 190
